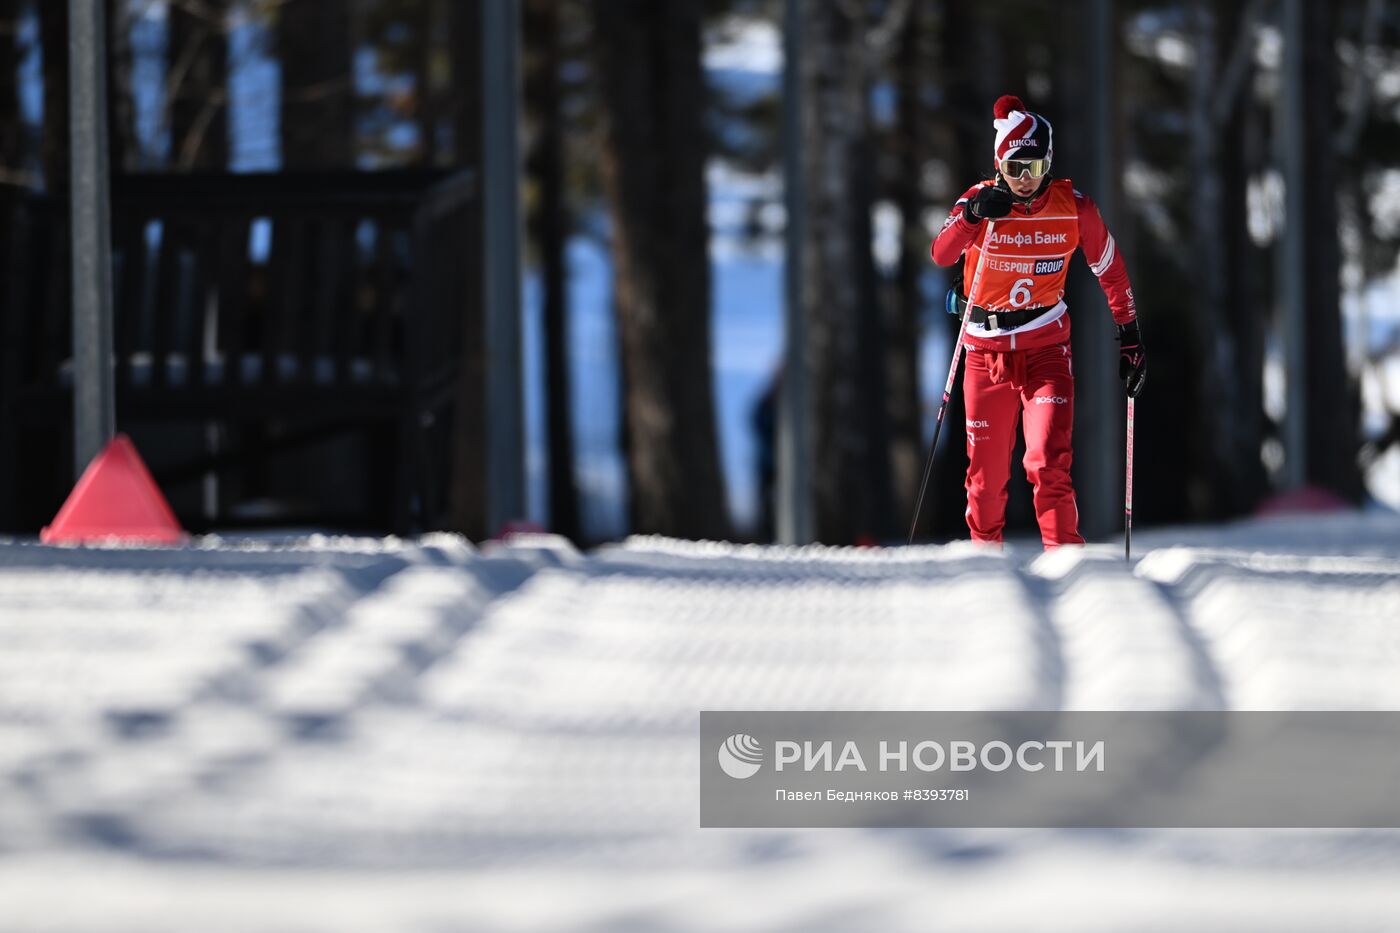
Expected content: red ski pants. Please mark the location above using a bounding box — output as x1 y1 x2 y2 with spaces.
962 339 1084 549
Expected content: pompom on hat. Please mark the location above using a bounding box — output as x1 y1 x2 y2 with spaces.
992 94 1053 165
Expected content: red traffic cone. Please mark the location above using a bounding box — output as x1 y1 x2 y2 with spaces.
41 434 187 545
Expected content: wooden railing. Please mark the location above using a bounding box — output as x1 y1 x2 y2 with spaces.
0 169 478 534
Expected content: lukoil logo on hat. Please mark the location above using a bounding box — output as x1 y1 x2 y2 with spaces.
718 733 764 779
992 94 1053 164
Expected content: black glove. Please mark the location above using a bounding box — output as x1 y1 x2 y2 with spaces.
965 185 1013 222
944 256 967 316
1117 320 1147 398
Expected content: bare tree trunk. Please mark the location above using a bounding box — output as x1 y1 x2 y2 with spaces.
593 0 728 540
1187 0 1234 518
886 0 927 533
412 0 441 165
524 0 579 540
0 0 19 356
446 0 487 537
1221 109 1267 509
106 0 141 172
800 2 890 544
37 0 67 190
0 0 30 180
168 0 229 170
1 0 23 180
1052 0 1126 540
926 0 983 540
1215 1 1267 511
447 0 481 169
1185 0 1274 517
1300 2 1363 498
277 0 353 169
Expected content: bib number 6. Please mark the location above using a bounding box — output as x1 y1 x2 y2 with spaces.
1009 278 1033 308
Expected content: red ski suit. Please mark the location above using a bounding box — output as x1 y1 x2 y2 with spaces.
931 178 1136 548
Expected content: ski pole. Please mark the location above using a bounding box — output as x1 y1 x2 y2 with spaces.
1124 394 1135 560
907 218 998 544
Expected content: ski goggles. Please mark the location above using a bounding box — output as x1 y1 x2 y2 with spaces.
999 157 1051 179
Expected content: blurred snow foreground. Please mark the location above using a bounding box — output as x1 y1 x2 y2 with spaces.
3 513 1400 932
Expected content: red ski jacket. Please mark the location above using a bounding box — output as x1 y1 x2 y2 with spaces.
932 178 1137 352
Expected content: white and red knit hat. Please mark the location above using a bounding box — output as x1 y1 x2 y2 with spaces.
992 94 1053 165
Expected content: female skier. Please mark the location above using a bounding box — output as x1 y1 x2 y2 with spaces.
931 94 1147 549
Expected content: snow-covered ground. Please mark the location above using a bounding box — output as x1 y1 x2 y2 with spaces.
3 512 1400 931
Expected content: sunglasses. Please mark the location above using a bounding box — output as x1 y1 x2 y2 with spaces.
999 158 1051 179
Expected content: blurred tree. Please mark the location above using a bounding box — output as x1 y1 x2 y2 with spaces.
1117 5 1217 524
884 0 929 533
1051 0 1123 540
1198 0 1268 513
798 0 907 544
920 1 986 541
593 0 729 540
1338 0 1400 481
276 0 353 168
0 0 19 329
107 0 140 171
31 1 143 176
1183 1 1244 517
444 0 486 536
1337 1 1400 285
0 0 21 183
167 0 229 170
1300 1 1363 499
35 0 65 189
523 0 579 540
445 0 480 168
1118 1 1372 518
412 0 444 165
361 0 448 167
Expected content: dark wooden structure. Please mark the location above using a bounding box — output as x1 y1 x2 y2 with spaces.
0 170 478 534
